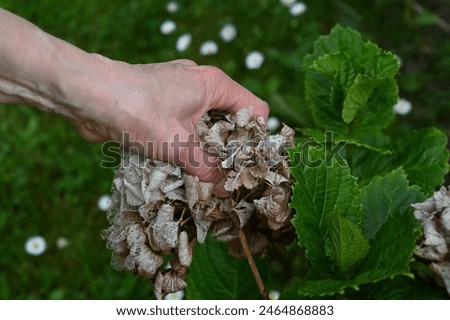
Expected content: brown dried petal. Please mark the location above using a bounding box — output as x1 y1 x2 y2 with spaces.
123 180 145 206
429 262 450 296
212 219 238 242
124 243 163 278
441 208 450 232
235 107 254 127
184 175 214 209
434 186 450 212
191 205 213 243
178 231 193 267
233 199 255 228
154 270 188 300
147 204 180 252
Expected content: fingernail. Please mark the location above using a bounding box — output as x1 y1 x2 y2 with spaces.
212 178 228 198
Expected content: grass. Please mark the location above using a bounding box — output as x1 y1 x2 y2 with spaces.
0 0 448 299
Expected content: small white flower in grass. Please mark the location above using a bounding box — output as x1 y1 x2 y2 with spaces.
163 290 184 300
199 40 219 56
176 33 192 52
393 98 412 115
166 1 179 13
25 236 47 256
98 194 112 212
290 2 307 16
245 51 264 70
219 23 237 42
267 116 281 131
268 290 281 300
56 237 69 250
160 20 176 35
280 0 296 7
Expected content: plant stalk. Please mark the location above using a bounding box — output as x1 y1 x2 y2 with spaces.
239 229 269 300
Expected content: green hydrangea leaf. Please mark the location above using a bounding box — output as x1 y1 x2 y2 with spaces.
186 236 267 300
342 74 379 123
328 209 369 274
361 168 422 239
394 127 449 194
303 25 363 70
303 25 399 153
289 145 363 277
297 169 423 297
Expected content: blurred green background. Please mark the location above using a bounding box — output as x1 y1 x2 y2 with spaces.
0 0 448 299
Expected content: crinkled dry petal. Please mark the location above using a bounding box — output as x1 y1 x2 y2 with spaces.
429 262 450 296
191 205 213 243
184 175 214 209
154 270 188 300
147 204 180 252
123 167 142 185
124 243 163 277
161 177 184 193
441 208 450 232
165 188 186 202
413 186 450 297
204 121 235 146
264 171 289 186
233 199 255 228
235 107 254 127
434 186 450 212
178 231 193 267
212 219 238 242
123 180 145 206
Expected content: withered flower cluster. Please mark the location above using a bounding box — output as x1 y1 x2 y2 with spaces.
102 108 295 299
412 186 450 296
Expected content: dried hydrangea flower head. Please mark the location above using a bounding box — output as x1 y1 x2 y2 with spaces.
102 107 294 299
412 186 450 296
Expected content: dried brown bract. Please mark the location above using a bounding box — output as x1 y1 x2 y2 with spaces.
102 107 294 299
412 186 450 296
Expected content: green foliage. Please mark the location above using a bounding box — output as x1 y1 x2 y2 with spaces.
186 236 267 300
288 26 449 299
303 25 399 152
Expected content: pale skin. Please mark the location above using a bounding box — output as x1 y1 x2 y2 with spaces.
0 8 269 194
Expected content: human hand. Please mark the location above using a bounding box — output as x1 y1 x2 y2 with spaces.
70 57 269 187
0 8 268 188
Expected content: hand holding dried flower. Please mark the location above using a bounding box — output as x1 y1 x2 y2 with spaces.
102 108 294 299
0 8 268 184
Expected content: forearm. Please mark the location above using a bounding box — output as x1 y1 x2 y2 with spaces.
0 8 111 122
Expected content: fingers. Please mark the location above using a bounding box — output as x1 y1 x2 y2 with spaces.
195 65 270 120
170 58 198 67
174 141 228 196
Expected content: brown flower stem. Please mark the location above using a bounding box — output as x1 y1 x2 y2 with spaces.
239 229 269 300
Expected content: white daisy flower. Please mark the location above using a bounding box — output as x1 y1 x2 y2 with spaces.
166 1 179 13
290 2 307 16
25 236 47 256
176 33 192 52
267 116 281 131
56 237 69 250
245 51 265 70
199 40 219 56
393 98 412 115
219 23 237 42
163 290 184 300
98 194 112 212
280 0 296 7
160 20 176 35
268 290 281 300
